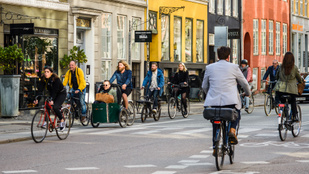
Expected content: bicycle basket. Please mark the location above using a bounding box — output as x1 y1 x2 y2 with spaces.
203 107 238 121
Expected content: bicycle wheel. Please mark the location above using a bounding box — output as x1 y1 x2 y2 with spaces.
246 95 254 114
80 103 90 126
153 103 161 121
56 108 71 140
69 107 75 127
292 104 302 137
141 105 149 123
168 97 177 119
90 112 100 128
119 108 128 128
279 108 288 141
274 103 279 115
127 101 136 126
215 125 225 171
31 110 48 143
264 94 272 116
181 98 190 118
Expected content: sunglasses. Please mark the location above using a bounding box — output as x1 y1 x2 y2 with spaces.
103 84 109 86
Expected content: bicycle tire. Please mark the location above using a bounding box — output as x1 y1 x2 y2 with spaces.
90 112 100 128
127 101 136 126
279 108 288 141
80 103 90 126
31 110 48 143
168 97 177 119
275 104 279 115
141 105 149 123
153 104 161 121
119 108 128 128
229 144 235 164
246 95 254 114
292 104 302 137
264 94 272 116
69 107 75 127
56 108 71 140
215 124 225 171
181 98 190 118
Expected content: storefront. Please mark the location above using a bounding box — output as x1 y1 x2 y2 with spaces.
148 0 208 97
0 1 69 109
68 0 146 102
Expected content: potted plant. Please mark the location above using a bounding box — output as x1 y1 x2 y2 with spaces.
0 44 24 117
60 46 87 69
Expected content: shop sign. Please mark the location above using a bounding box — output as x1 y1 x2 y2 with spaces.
135 30 152 42
10 23 34 35
292 23 303 31
77 18 91 28
34 28 58 35
228 29 240 39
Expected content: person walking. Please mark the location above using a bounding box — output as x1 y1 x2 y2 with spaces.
240 59 252 112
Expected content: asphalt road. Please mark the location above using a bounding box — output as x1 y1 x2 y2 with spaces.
1 104 309 174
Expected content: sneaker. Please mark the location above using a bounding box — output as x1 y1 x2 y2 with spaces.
228 128 238 145
41 122 47 129
245 108 249 113
212 149 216 157
60 121 66 131
81 116 86 123
152 109 157 114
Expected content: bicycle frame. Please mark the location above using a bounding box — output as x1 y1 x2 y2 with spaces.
214 120 231 147
43 100 58 131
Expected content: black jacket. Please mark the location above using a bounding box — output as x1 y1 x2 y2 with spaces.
172 70 189 85
263 65 279 82
38 74 65 100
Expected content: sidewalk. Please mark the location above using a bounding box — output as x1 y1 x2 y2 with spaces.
0 93 265 144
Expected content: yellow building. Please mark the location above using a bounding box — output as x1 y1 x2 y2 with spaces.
147 0 208 81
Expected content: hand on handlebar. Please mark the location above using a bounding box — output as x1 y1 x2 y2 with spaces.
34 100 38 105
141 86 144 89
74 90 80 94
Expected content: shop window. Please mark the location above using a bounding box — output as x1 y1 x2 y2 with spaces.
232 39 239 64
185 18 193 62
102 13 112 59
161 14 170 61
196 20 204 62
132 17 141 61
149 11 157 33
101 60 111 81
233 0 238 17
117 15 126 59
269 20 274 55
174 16 182 62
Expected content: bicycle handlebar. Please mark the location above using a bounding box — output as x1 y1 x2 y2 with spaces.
35 95 53 102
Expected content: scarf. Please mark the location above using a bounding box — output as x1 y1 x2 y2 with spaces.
103 87 111 94
149 69 158 91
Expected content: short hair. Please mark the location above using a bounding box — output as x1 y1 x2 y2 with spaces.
151 62 158 67
103 80 111 85
217 46 231 60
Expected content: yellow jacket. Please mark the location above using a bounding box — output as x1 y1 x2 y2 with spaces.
63 67 86 91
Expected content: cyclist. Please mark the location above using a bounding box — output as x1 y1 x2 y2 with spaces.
63 61 87 122
274 52 303 122
34 67 67 131
110 60 132 109
262 59 280 105
170 63 189 115
202 46 251 155
239 59 252 112
141 62 164 113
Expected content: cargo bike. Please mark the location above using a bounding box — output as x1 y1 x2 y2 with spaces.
90 84 135 128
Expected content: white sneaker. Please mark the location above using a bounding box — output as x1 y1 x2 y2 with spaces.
60 121 66 131
152 109 157 114
41 122 47 129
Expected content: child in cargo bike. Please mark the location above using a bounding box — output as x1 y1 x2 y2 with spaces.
94 80 119 104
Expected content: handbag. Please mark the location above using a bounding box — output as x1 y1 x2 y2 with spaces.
203 107 238 121
179 82 188 88
298 81 305 96
95 93 115 103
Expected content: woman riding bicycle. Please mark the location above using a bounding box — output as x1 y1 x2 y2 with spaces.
274 52 304 122
170 63 189 115
34 66 67 131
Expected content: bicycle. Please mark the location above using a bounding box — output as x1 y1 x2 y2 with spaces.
137 88 162 123
278 95 302 141
66 92 90 127
262 80 279 116
31 96 72 143
239 88 254 114
203 107 239 171
167 84 190 119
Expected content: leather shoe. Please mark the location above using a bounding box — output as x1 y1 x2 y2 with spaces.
228 128 238 145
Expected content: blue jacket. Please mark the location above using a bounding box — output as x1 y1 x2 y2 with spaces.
142 68 164 96
263 65 279 82
110 69 133 88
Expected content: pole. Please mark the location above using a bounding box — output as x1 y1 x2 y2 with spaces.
129 20 131 65
305 34 308 73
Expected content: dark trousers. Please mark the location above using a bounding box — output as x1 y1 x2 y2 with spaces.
173 87 188 110
267 84 280 105
52 92 67 120
277 92 297 117
148 90 159 109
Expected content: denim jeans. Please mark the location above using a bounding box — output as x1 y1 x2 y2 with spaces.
69 88 87 116
148 90 159 109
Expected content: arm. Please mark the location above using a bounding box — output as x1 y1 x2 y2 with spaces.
247 67 252 82
158 72 165 89
78 68 86 92
295 67 303 83
62 70 69 86
142 71 151 87
201 67 209 95
262 67 271 80
124 70 132 86
51 78 62 100
184 71 189 83
109 71 117 83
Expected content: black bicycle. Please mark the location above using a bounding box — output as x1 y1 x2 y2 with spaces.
263 80 279 116
278 95 302 141
66 92 90 127
168 84 190 119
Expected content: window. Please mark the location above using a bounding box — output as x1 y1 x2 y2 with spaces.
209 0 215 13
296 0 299 14
102 13 112 59
185 18 193 62
101 61 111 81
276 22 281 55
232 39 239 64
225 0 231 16
161 14 170 61
260 68 266 89
283 23 287 55
306 0 308 16
132 17 141 60
253 19 259 55
301 0 303 15
261 20 266 55
117 15 126 59
196 20 204 62
174 16 182 62
233 0 238 17
292 0 294 14
252 68 258 91
217 0 223 15
269 20 274 55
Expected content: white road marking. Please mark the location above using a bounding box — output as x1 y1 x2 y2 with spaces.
239 128 261 133
296 160 309 163
238 135 249 138
241 161 270 164
152 171 176 174
301 134 309 138
89 127 146 135
178 160 200 163
255 134 278 137
65 167 99 170
189 155 210 159
172 128 211 135
132 130 161 135
209 170 260 174
165 165 188 169
2 170 37 174
200 150 213 154
183 163 213 166
124 164 157 168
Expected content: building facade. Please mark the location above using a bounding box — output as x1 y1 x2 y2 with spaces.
68 0 146 102
243 0 290 91
0 0 69 109
208 0 242 65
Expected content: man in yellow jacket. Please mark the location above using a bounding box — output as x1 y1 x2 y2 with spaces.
63 61 87 121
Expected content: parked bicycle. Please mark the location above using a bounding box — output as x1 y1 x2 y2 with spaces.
263 80 279 116
168 84 190 119
239 88 254 114
31 96 72 143
66 92 90 127
278 95 302 141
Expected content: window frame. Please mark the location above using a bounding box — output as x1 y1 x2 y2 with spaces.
276 22 281 56
196 19 204 63
185 18 193 62
117 15 127 60
217 0 223 15
233 0 239 17
269 20 274 55
261 19 266 55
253 19 259 55
173 16 182 62
101 13 112 59
282 23 287 55
161 14 170 61
225 0 231 16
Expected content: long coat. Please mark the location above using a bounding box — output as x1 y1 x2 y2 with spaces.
274 65 302 95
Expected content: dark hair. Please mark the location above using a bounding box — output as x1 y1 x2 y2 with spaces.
282 52 295 75
217 46 231 60
42 66 59 81
44 66 53 73
151 62 158 67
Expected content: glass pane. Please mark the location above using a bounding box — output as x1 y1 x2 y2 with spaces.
161 14 170 61
101 61 111 80
132 17 141 60
102 13 112 58
174 17 182 62
117 15 126 59
232 39 238 64
185 18 192 62
196 20 204 62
